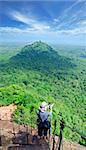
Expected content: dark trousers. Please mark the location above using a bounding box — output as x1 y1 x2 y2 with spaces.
38 123 48 136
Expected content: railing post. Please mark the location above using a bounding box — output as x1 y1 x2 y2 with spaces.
30 106 34 134
18 112 20 132
0 113 1 146
26 123 28 145
0 136 1 146
49 103 54 150
52 120 57 150
61 135 64 150
58 119 65 150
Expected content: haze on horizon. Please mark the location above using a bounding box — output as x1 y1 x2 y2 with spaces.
0 0 86 46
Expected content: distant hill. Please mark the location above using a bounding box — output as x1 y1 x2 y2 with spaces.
10 41 75 73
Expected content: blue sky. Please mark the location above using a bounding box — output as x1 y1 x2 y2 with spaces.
0 0 86 46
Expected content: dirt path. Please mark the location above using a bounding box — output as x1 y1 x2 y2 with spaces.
0 104 17 120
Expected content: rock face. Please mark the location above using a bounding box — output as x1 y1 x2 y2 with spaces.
0 104 17 120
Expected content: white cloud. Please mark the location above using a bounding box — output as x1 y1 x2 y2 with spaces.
11 11 50 31
80 20 86 25
0 27 36 33
1 10 86 36
56 26 86 35
0 25 86 36
0 27 22 33
54 1 83 30
53 18 59 23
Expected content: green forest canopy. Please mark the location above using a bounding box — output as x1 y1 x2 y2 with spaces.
0 41 86 145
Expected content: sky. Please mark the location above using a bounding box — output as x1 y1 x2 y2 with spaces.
0 0 86 46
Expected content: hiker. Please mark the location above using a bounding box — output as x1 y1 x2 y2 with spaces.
37 101 54 141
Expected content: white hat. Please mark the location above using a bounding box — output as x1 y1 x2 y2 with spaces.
39 101 48 112
41 101 47 108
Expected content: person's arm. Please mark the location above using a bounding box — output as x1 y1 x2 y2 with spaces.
49 103 54 113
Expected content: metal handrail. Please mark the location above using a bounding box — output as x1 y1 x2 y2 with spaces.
52 118 86 150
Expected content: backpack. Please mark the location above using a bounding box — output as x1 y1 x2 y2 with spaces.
37 111 51 129
43 120 51 129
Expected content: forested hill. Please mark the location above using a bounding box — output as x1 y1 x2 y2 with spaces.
9 41 75 73
0 42 86 146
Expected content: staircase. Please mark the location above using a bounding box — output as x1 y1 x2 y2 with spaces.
0 129 86 150
0 120 86 150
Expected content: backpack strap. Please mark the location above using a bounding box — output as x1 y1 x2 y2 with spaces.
38 111 42 121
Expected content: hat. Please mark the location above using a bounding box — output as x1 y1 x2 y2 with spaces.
39 101 48 112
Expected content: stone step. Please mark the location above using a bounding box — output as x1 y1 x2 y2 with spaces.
7 144 49 150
